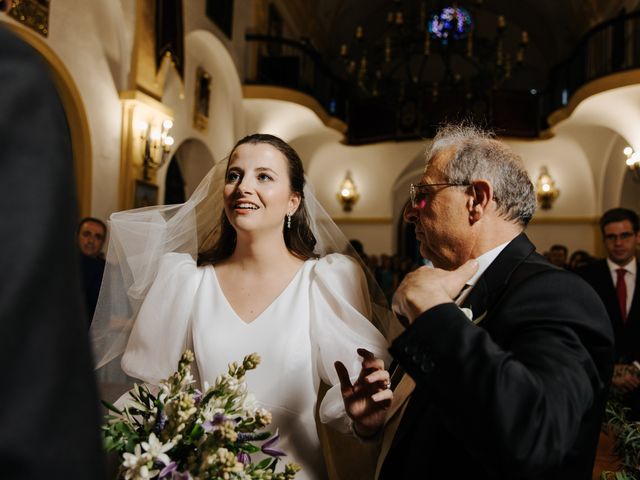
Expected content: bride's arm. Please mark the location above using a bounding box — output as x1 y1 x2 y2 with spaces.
309 253 392 433
121 253 200 385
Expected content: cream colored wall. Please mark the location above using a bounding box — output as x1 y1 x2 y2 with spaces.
155 29 245 198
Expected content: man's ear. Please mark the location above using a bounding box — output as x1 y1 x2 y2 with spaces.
468 180 493 224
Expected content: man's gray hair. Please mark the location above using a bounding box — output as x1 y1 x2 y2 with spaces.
426 123 536 226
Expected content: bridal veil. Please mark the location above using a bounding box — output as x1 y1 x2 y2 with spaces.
90 155 397 381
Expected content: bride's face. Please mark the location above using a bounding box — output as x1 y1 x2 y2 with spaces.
223 142 300 235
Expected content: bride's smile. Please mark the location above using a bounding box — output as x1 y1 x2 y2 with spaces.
223 142 300 233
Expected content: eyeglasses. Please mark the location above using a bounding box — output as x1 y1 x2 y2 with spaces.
409 182 471 207
604 232 636 242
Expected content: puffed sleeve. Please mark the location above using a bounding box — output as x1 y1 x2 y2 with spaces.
309 253 391 432
121 252 201 385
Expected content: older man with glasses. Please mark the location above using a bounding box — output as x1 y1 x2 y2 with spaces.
376 123 614 480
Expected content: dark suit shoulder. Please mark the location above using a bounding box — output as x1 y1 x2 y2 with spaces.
577 258 608 279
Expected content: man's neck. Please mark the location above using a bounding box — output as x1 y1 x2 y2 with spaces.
471 219 522 260
607 256 637 269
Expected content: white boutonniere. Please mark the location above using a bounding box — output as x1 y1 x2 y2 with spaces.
460 307 473 321
459 306 488 325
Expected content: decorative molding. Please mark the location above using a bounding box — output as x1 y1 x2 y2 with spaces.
529 215 598 225
8 0 49 37
547 69 640 127
4 21 92 217
243 85 347 134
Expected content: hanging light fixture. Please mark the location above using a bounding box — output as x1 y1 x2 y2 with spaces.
337 170 360 212
623 146 640 181
337 2 529 103
535 166 559 210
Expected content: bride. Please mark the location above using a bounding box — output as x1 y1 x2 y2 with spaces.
91 134 395 479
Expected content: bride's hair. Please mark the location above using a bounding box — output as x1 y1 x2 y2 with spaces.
198 134 317 265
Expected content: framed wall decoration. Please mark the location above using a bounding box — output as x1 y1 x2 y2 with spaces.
133 180 159 208
8 0 50 37
193 66 211 131
205 0 233 38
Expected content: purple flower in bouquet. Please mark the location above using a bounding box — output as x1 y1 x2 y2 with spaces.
202 413 233 433
237 451 251 466
153 411 167 435
159 462 177 478
261 432 286 457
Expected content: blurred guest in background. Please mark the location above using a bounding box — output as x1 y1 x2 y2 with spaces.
77 217 106 323
580 208 640 418
549 244 569 269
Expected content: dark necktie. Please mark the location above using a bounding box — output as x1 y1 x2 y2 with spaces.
616 268 627 322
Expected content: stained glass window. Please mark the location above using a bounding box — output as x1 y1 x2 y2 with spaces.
429 6 473 42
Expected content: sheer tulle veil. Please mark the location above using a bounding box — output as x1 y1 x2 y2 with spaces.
90 154 398 381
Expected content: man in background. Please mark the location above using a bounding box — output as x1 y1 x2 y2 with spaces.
0 24 105 479
78 217 106 259
580 208 640 418
549 243 569 269
77 217 107 322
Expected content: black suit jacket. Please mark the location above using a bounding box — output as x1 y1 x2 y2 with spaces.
0 26 105 478
381 234 614 480
579 258 640 363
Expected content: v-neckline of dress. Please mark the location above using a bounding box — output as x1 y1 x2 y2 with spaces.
209 261 309 325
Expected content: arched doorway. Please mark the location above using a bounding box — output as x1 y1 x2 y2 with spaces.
164 156 186 204
164 138 215 203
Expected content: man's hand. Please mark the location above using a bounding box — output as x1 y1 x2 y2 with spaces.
335 348 392 438
392 259 478 323
612 364 640 392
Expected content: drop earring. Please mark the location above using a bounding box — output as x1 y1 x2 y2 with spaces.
287 213 292 229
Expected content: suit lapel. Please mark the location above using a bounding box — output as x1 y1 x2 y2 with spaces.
460 233 536 328
628 259 640 320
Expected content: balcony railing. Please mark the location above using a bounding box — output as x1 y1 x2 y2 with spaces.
245 10 640 144
545 10 640 119
244 34 349 120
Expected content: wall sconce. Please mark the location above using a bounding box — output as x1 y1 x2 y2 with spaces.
623 146 640 181
337 170 360 212
535 166 559 210
135 119 174 180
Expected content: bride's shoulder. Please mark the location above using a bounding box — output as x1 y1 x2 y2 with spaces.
158 252 198 276
311 252 365 278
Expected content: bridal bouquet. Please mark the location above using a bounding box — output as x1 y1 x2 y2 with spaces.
102 350 300 480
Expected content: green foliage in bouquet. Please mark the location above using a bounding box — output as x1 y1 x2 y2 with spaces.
600 386 640 480
102 350 301 480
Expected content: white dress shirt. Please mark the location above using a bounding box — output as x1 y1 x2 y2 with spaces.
607 257 637 313
457 240 511 305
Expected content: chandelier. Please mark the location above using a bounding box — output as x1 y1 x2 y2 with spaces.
338 1 529 105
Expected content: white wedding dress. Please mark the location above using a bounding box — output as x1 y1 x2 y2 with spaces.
121 251 390 479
